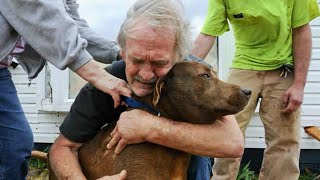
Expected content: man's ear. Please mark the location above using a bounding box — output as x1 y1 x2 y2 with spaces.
152 78 165 106
121 50 125 61
117 50 123 60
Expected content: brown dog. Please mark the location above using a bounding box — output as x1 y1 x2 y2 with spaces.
50 61 251 179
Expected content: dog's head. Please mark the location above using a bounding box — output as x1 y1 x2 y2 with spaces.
151 61 251 124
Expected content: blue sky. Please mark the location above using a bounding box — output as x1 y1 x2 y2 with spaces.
77 0 209 40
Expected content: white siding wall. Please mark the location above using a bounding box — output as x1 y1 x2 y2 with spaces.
9 65 66 143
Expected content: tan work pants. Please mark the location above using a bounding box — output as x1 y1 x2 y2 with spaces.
212 68 301 180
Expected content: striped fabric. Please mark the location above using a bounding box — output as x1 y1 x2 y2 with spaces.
0 38 25 68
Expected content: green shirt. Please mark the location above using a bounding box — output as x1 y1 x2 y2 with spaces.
202 0 320 70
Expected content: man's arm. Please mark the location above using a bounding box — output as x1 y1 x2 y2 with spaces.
50 134 128 180
49 135 86 180
282 23 312 112
108 109 244 158
192 33 217 59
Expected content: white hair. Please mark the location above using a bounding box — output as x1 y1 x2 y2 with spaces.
117 0 191 61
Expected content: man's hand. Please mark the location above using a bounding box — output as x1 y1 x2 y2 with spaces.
107 109 155 154
76 59 132 108
282 84 304 113
97 170 127 180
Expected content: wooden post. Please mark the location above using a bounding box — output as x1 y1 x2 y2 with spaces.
304 126 320 142
31 150 48 160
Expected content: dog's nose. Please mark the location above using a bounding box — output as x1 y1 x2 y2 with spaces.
241 89 251 96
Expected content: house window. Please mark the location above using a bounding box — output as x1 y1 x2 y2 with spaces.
69 71 86 99
40 0 217 112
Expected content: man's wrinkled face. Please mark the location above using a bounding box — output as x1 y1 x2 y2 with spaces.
122 21 176 97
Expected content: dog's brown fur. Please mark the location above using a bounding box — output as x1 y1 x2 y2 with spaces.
51 61 250 180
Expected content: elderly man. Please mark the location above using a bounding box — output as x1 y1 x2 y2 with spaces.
49 0 244 179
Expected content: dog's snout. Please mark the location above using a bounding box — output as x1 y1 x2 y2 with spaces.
241 89 251 96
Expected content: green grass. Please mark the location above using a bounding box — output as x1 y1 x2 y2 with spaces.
299 168 320 180
27 147 49 180
28 147 49 169
236 162 320 180
237 161 258 180
27 158 49 180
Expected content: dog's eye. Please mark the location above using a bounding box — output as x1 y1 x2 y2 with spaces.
201 73 211 78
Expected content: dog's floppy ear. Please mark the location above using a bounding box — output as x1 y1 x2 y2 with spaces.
152 78 165 106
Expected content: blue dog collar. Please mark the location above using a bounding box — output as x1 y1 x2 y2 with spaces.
123 97 160 116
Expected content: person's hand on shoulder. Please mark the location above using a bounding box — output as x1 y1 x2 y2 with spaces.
76 59 132 108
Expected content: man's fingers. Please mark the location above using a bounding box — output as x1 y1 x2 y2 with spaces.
108 79 131 108
290 101 300 112
107 133 121 149
282 96 302 113
282 92 289 105
111 94 121 108
118 86 132 98
110 126 117 137
282 106 291 113
111 86 132 108
97 170 127 180
282 101 295 113
118 170 127 180
293 101 302 111
120 101 128 107
282 92 291 113
115 139 127 155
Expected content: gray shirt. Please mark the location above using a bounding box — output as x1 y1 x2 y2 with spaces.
0 0 120 78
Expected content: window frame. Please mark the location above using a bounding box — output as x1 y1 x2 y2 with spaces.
37 63 73 112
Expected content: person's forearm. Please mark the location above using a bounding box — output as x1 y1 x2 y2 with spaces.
192 33 216 59
50 145 86 180
76 59 118 93
76 59 131 108
147 115 244 158
292 24 312 87
76 59 109 86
